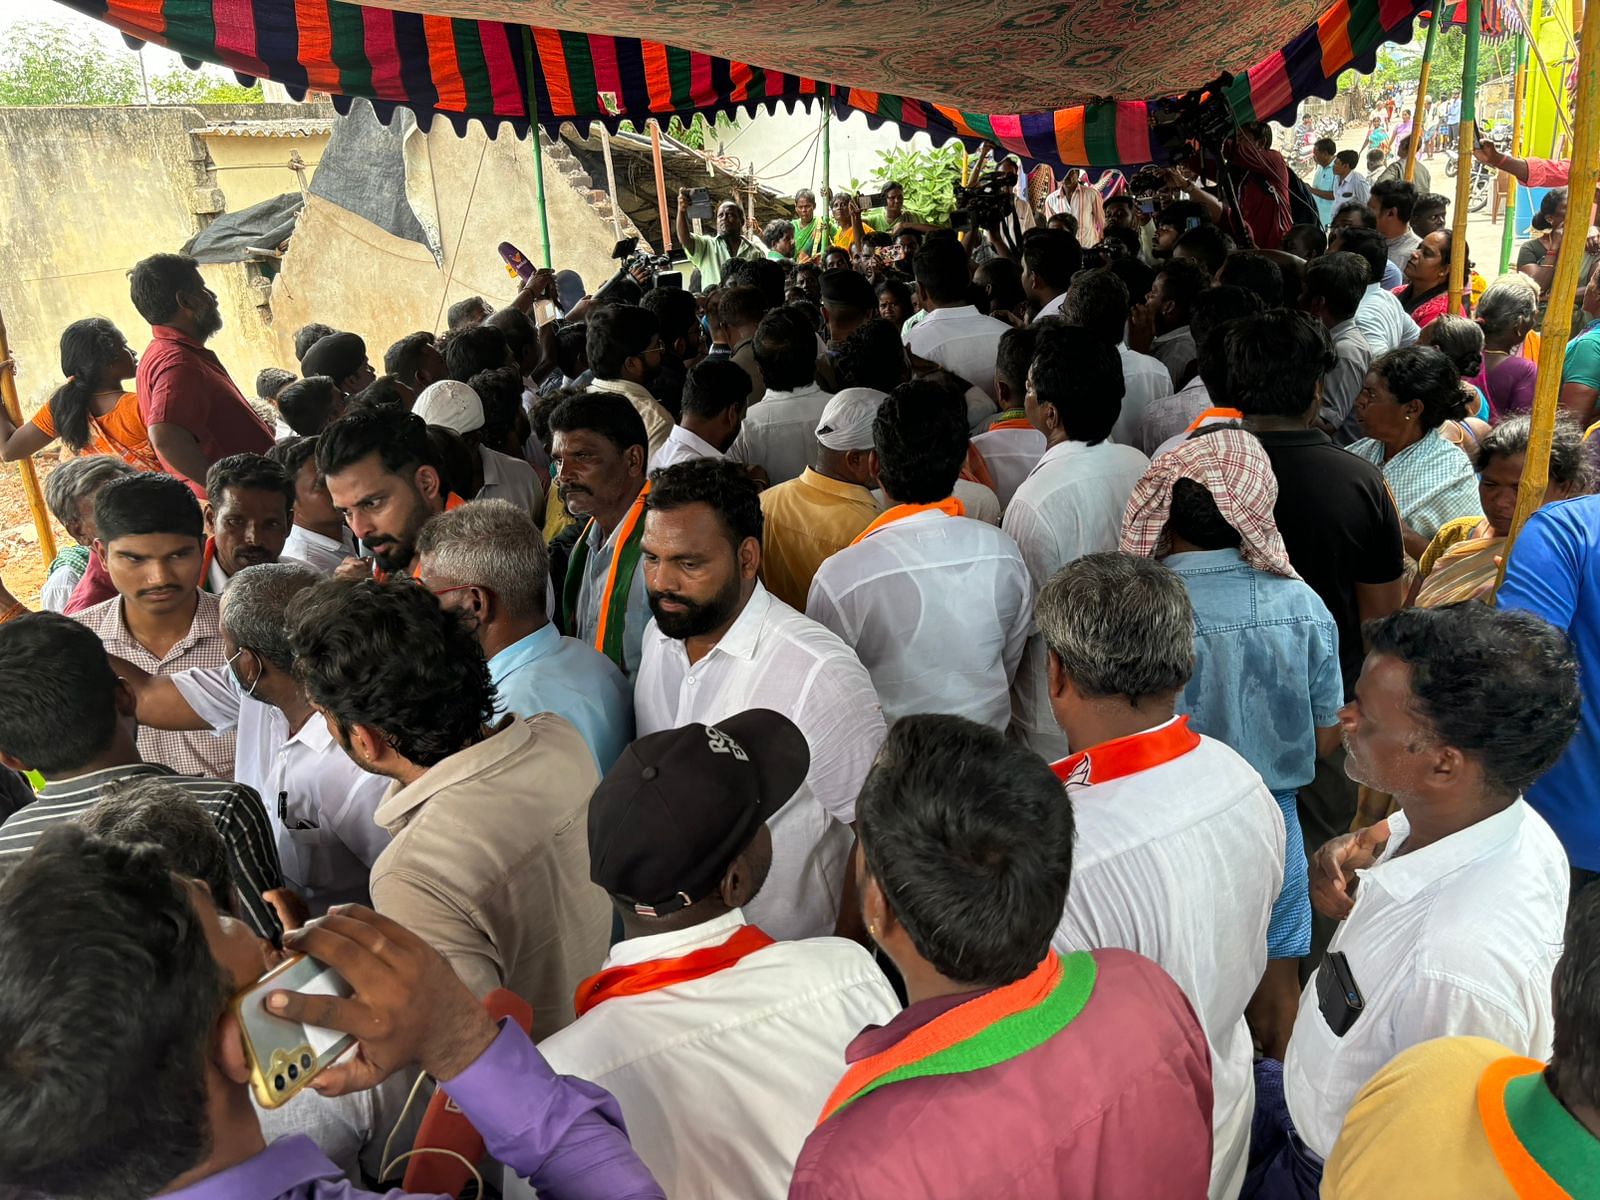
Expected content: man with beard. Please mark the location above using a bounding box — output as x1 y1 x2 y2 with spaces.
316 408 463 582
634 458 886 942
129 253 272 497
677 191 765 289
588 304 675 458
552 393 654 679
201 454 301 594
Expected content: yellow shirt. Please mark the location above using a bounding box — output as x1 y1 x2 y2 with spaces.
759 467 878 610
1322 1037 1520 1200
831 220 879 250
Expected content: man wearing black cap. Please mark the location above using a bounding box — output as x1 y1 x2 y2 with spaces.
513 710 899 1200
300 331 378 399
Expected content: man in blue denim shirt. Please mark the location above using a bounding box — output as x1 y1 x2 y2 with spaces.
1121 428 1343 1057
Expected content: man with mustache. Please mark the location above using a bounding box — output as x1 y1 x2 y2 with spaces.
633 458 886 941
553 392 653 679
202 454 301 593
72 471 237 780
130 253 273 498
316 408 464 582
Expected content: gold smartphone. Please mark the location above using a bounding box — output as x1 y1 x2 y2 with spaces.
230 954 356 1109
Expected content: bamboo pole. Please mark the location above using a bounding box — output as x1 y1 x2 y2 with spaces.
1500 33 1529 274
518 28 552 268
598 124 622 241
0 308 58 566
1496 5 1600 590
1406 8 1446 184
1448 0 1483 316
648 119 672 253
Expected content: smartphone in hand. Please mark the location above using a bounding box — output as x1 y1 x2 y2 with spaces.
230 954 356 1108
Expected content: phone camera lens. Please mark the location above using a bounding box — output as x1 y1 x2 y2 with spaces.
301 1053 312 1070
286 1064 299 1081
273 1074 286 1091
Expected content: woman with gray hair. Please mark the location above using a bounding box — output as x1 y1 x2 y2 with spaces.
1469 273 1541 418
1411 412 1594 607
39 455 135 611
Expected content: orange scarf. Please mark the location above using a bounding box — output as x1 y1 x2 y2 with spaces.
986 417 1036 432
574 923 774 1017
849 496 965 547
1184 406 1243 434
1051 716 1202 790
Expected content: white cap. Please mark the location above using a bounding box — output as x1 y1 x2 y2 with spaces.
814 387 886 453
412 380 485 435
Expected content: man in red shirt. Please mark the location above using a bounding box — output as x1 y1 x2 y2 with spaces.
788 714 1215 1199
129 254 272 497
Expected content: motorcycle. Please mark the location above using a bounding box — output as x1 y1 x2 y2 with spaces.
1444 135 1503 213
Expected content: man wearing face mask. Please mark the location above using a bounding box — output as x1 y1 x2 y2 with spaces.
105 563 390 919
130 252 273 497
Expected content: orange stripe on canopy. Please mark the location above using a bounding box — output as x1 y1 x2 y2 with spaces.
294 0 342 93
422 15 466 111
1055 107 1088 163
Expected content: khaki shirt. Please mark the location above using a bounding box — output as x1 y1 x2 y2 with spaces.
370 714 608 1041
589 377 673 458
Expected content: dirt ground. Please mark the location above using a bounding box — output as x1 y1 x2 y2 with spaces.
0 455 69 607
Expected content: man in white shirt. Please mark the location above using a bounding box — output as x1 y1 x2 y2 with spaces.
1021 230 1080 322
1368 179 1422 273
1331 150 1370 209
108 562 390 914
649 358 750 474
1004 326 1149 761
1302 253 1373 444
905 239 1011 400
267 437 356 574
971 326 1046 510
1038 553 1285 1200
809 381 1030 728
727 307 833 486
1332 227 1420 355
1136 285 1261 455
634 458 887 941
1266 605 1577 1190
587 304 676 458
413 377 545 525
1059 267 1173 446
515 710 899 1200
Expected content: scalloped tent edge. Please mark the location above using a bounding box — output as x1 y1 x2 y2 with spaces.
87 0 1430 167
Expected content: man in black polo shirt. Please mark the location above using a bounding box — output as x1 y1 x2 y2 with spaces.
1226 309 1405 968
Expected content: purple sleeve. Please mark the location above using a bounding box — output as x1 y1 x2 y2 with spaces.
1508 359 1540 415
440 1020 665 1200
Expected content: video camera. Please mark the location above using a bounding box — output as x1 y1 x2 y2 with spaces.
1148 73 1239 158
594 235 679 305
950 170 1017 232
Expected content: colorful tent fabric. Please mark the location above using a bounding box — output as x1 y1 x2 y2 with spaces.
63 0 1431 165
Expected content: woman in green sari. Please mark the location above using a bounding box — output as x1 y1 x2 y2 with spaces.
791 188 823 261
1411 413 1593 607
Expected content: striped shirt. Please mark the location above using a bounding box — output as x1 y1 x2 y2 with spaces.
74 591 237 780
0 763 284 940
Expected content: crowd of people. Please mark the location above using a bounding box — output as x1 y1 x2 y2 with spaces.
1 135 1600 1200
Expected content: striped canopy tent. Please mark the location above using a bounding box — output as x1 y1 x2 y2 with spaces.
63 0 1430 166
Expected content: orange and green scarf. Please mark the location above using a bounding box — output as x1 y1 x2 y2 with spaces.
816 951 1096 1126
1477 1055 1600 1199
562 482 650 671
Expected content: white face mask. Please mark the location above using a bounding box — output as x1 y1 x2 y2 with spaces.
226 648 263 699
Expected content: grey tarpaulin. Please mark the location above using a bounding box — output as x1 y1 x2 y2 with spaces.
309 98 444 265
182 192 303 263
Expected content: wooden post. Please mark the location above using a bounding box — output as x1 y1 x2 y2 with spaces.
1500 33 1529 274
1448 0 1483 316
0 306 58 566
598 124 622 241
648 119 672 252
1406 8 1445 183
1497 4 1600 588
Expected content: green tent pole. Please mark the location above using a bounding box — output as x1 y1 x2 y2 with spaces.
520 27 553 269
1500 32 1529 274
1405 8 1445 183
1448 0 1482 315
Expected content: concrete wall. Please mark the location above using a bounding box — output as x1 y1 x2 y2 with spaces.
201 130 327 212
0 103 321 416
268 123 626 366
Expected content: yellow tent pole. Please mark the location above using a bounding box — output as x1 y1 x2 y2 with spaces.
1407 9 1445 183
1448 0 1483 317
0 304 57 567
1496 5 1600 590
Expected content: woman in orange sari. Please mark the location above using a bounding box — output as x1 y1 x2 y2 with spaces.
1410 413 1592 608
0 318 162 472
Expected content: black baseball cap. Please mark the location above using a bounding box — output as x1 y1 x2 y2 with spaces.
588 709 810 916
